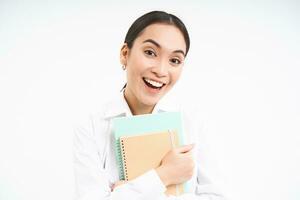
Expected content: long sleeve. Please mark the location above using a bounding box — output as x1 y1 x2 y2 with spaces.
73 108 227 200
73 116 167 200
146 137 227 200
158 107 227 200
155 140 227 199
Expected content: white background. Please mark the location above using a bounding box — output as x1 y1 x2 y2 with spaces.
0 1 299 200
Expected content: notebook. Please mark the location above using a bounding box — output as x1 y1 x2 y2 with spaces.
112 111 192 194
112 112 184 179
120 130 184 196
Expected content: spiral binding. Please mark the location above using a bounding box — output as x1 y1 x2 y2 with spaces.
120 139 129 181
116 139 125 180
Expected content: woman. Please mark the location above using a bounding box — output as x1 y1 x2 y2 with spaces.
74 11 226 199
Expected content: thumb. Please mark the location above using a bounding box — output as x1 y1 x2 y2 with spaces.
176 143 195 153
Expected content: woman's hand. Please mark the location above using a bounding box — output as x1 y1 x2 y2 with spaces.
155 144 195 187
111 180 127 191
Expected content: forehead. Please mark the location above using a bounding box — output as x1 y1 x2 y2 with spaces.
135 23 186 54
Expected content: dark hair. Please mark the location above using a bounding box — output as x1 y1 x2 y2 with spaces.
124 10 190 56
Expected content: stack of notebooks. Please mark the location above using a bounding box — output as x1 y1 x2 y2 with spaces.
112 111 191 196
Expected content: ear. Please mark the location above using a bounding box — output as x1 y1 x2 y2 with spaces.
120 43 129 66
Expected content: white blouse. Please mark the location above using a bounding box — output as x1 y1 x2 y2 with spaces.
73 91 226 200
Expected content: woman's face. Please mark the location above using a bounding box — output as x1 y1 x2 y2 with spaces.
120 23 186 109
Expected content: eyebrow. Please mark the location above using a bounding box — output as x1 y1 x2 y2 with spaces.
142 39 186 56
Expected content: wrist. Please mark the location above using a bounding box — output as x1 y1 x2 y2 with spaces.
155 166 170 187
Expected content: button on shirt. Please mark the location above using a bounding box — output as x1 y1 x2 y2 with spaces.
73 91 226 200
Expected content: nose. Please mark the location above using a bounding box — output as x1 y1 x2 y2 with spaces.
151 60 168 77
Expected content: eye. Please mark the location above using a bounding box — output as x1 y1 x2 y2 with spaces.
170 58 182 65
144 49 156 57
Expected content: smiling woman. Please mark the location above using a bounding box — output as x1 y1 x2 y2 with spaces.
73 11 226 200
121 22 187 115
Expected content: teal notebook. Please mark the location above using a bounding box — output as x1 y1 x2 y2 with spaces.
112 111 191 192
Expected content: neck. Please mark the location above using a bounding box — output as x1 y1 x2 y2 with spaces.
123 88 154 115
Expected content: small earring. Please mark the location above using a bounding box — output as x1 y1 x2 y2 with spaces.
122 65 126 70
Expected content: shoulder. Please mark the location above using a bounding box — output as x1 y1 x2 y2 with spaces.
179 103 208 143
180 103 206 129
72 102 114 157
73 96 118 138
73 112 107 143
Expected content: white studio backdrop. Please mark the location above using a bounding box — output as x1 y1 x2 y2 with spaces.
0 1 299 200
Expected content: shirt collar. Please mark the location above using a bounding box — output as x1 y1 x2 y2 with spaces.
103 90 180 119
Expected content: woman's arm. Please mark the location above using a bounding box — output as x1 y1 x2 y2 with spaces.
111 141 227 200
166 109 227 200
73 112 227 200
73 116 167 200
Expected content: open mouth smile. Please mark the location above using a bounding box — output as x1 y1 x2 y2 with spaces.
142 77 166 90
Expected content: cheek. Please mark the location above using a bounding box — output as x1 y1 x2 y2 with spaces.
127 57 143 78
138 54 155 69
130 53 149 72
170 68 183 85
132 59 155 80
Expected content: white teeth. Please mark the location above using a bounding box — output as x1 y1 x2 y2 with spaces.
144 78 164 88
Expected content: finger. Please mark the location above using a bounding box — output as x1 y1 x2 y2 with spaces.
176 143 195 153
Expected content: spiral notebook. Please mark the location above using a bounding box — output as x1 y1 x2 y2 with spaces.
120 130 184 196
112 111 192 194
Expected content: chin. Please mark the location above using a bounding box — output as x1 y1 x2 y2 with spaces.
140 95 161 107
